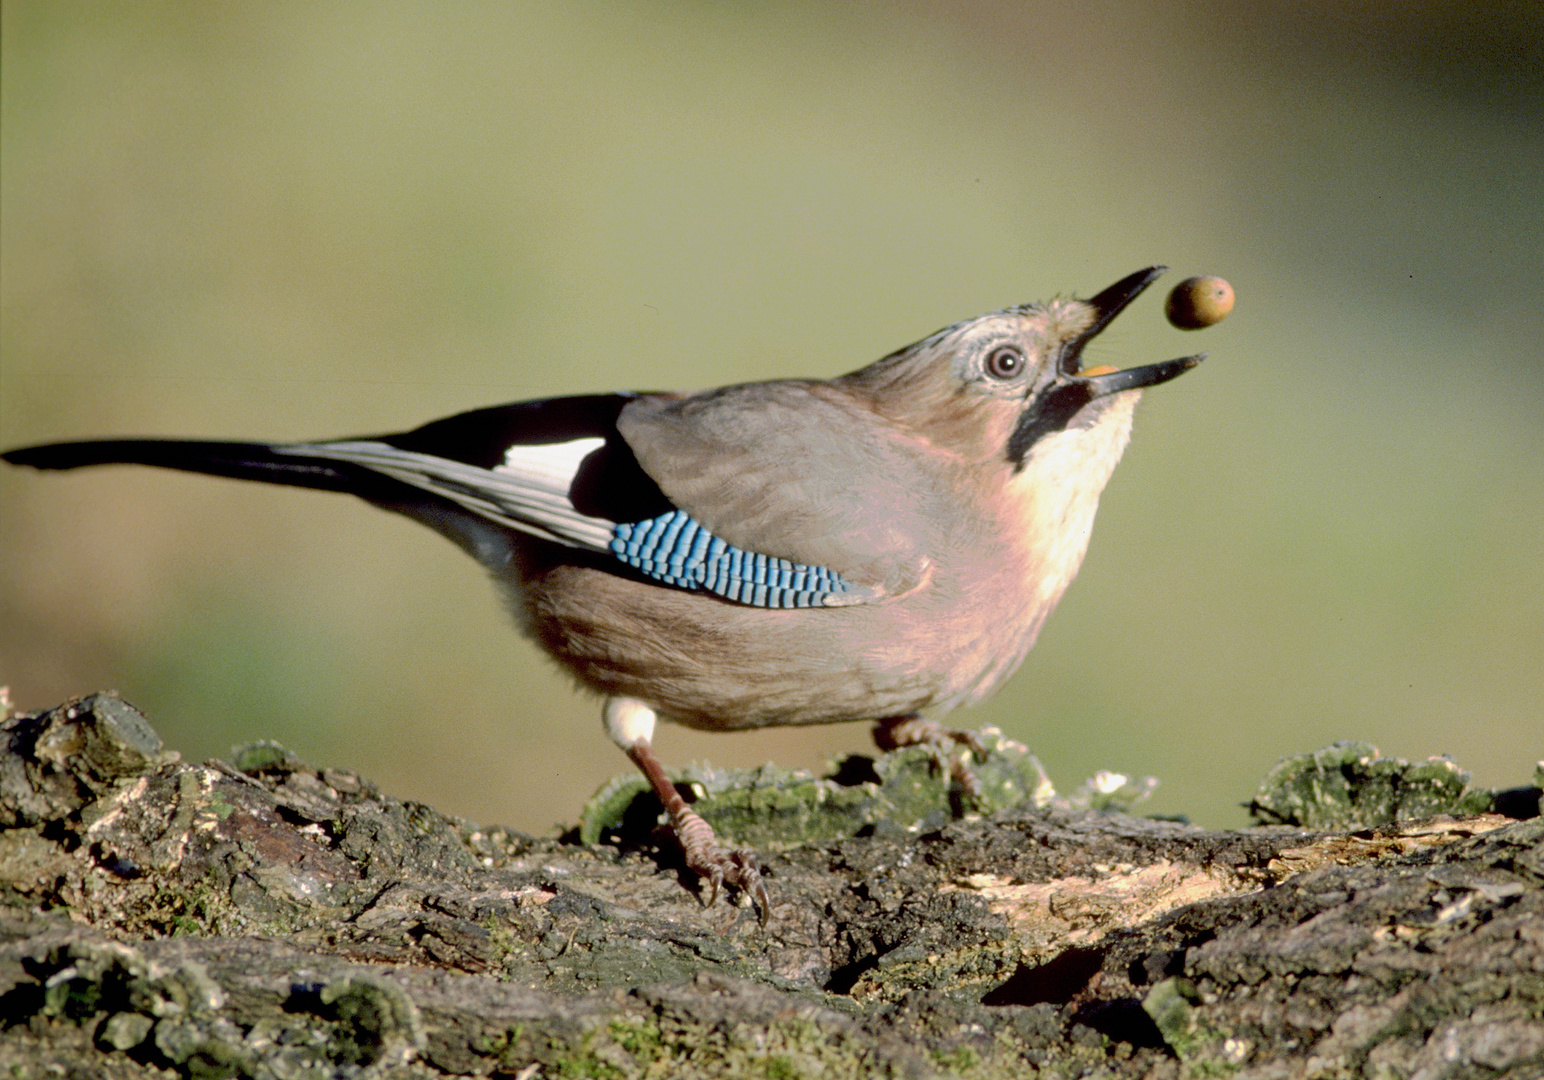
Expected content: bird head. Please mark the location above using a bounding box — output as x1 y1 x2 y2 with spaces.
840 266 1201 470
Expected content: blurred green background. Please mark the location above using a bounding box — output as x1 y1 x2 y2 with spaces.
3 2 1540 833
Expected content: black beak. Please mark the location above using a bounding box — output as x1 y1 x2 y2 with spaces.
1078 266 1169 342
1007 267 1203 467
1059 266 1204 389
1081 353 1204 397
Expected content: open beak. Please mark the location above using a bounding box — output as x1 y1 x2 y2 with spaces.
1061 265 1204 396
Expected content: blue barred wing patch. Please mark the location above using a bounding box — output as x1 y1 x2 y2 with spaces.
610 509 854 608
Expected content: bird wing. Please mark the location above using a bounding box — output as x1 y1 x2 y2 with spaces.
282 390 910 608
616 382 939 600
276 394 662 550
283 436 618 549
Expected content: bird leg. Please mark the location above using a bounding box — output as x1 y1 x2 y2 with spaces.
605 698 770 923
871 714 986 803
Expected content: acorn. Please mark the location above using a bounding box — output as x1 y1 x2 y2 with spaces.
1165 276 1234 330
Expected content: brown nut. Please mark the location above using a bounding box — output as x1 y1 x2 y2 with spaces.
1165 275 1234 330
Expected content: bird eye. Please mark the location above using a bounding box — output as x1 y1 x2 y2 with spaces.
984 346 1024 380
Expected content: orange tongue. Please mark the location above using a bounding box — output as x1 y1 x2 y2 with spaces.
1079 364 1119 377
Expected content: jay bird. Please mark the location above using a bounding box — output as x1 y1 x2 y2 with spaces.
3 266 1204 920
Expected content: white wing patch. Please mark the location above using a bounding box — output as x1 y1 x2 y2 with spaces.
498 437 604 489
279 437 615 550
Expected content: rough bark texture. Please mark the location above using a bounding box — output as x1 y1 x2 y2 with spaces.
1 693 1540 1079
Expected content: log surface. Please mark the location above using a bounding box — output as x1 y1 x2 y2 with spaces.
1 694 1540 1079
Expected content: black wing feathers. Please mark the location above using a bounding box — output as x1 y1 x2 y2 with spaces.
386 393 630 466
381 392 674 524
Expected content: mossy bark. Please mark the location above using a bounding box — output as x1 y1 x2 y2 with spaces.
1 694 1540 1079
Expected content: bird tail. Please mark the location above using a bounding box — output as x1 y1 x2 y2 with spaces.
3 436 529 568
2 438 386 497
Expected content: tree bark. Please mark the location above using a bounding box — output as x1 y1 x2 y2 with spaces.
1 693 1539 1079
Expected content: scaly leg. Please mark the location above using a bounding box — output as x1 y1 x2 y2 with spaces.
604 697 770 923
872 714 986 802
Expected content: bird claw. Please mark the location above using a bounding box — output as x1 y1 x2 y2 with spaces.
872 715 987 805
672 805 770 925
625 736 770 923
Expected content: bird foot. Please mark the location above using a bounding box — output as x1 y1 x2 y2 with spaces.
625 736 770 924
872 714 987 803
668 802 770 924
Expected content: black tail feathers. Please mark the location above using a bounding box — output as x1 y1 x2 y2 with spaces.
2 439 375 496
